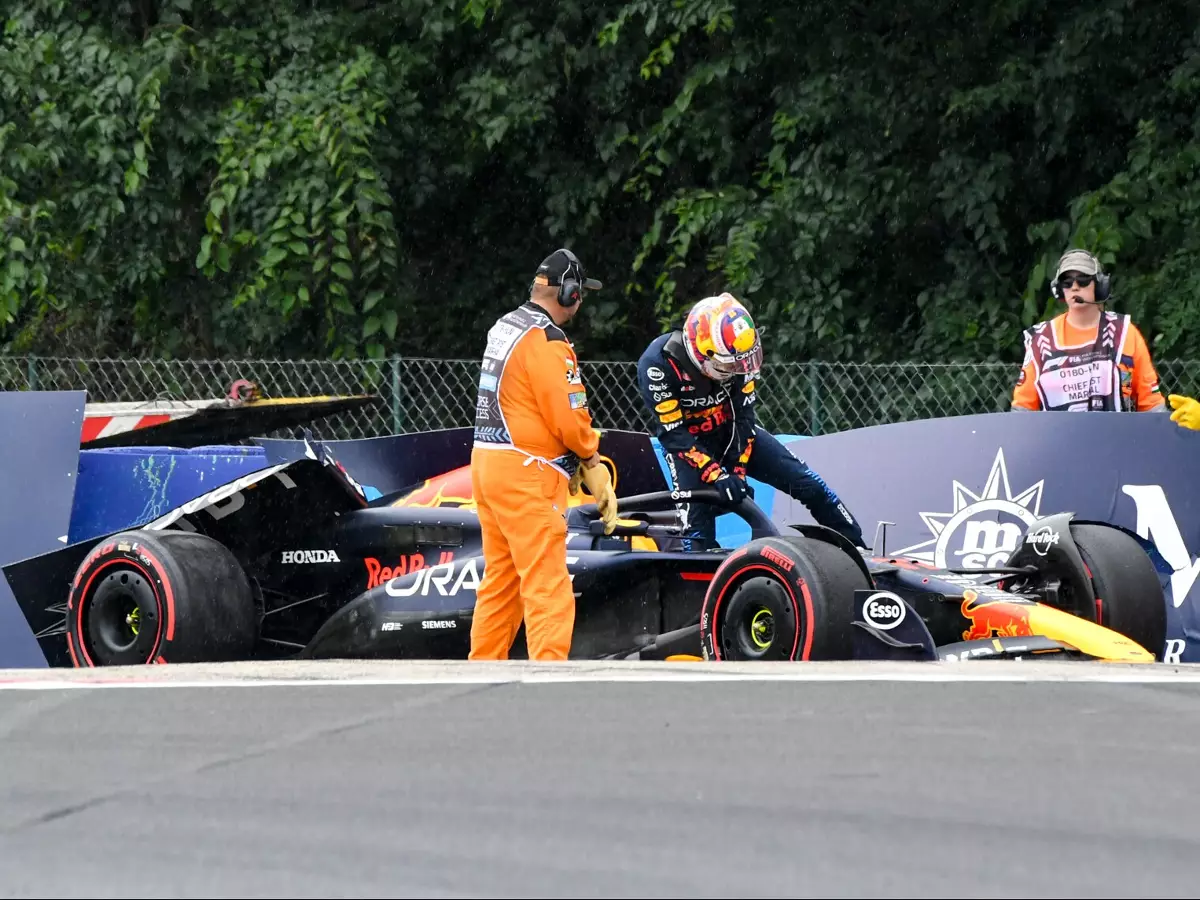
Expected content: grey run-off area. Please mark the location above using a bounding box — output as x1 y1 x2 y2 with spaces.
0 659 1197 899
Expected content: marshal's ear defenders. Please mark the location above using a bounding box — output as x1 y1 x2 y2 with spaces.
556 249 584 307
531 247 599 307
1049 249 1112 303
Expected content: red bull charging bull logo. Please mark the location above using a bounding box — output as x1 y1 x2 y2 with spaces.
391 467 476 509
960 589 1034 641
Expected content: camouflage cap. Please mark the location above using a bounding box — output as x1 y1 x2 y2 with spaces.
1055 249 1101 279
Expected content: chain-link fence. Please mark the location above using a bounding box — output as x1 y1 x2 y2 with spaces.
4 354 1200 440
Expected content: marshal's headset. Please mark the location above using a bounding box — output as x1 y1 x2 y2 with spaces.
553 249 584 307
532 248 586 308
1049 248 1112 304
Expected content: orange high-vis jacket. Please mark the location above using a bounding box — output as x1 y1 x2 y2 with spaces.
472 301 599 474
1012 312 1165 412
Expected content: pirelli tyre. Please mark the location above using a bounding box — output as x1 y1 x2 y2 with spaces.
1068 523 1168 661
700 535 871 661
65 530 258 667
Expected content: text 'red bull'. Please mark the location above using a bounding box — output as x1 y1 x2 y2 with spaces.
366 551 455 590
960 589 1034 641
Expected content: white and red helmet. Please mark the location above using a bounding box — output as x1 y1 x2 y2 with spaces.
682 293 762 381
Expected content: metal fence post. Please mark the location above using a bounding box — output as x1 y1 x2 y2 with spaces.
391 355 403 434
26 355 36 392
808 360 822 436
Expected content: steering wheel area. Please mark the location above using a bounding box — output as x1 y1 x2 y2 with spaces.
569 488 781 549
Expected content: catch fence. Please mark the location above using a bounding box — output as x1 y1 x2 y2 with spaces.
4 355 1198 441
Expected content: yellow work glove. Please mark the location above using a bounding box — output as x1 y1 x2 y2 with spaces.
568 431 604 495
1169 394 1200 431
580 461 618 535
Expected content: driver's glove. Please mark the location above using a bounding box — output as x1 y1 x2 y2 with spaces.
733 465 755 499
711 470 749 507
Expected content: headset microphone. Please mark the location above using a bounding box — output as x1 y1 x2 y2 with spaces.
1048 249 1112 303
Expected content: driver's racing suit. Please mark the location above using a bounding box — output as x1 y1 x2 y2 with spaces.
636 331 865 550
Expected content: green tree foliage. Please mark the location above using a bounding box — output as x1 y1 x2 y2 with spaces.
2 0 1198 366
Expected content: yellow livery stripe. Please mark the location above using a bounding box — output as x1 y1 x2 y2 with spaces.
1026 604 1154 663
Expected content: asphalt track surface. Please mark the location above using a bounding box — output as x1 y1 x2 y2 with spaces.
2 660 1200 898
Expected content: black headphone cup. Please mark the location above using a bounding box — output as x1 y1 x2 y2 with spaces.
559 279 582 307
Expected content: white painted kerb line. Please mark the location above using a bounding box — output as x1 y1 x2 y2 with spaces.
4 667 1200 690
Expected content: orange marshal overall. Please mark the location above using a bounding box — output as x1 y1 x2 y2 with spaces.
468 301 601 660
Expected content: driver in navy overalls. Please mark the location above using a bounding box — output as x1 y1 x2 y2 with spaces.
635 293 866 551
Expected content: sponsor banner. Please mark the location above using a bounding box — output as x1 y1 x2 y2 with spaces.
767 411 1200 662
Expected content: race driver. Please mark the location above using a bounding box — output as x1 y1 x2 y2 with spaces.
469 248 618 662
1011 248 1165 412
636 293 866 550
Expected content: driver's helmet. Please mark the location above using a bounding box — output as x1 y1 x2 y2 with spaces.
682 293 763 381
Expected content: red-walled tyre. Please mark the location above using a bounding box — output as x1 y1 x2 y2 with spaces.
65 530 257 667
700 535 870 661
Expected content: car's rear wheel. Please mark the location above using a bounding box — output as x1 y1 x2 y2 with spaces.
66 530 258 667
700 535 871 661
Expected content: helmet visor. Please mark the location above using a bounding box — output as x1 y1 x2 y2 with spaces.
706 343 762 379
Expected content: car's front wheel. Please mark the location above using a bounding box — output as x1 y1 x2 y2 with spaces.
700 535 871 661
1065 523 1168 660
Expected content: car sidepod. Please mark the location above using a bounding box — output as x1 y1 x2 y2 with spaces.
301 552 483 659
568 547 722 660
